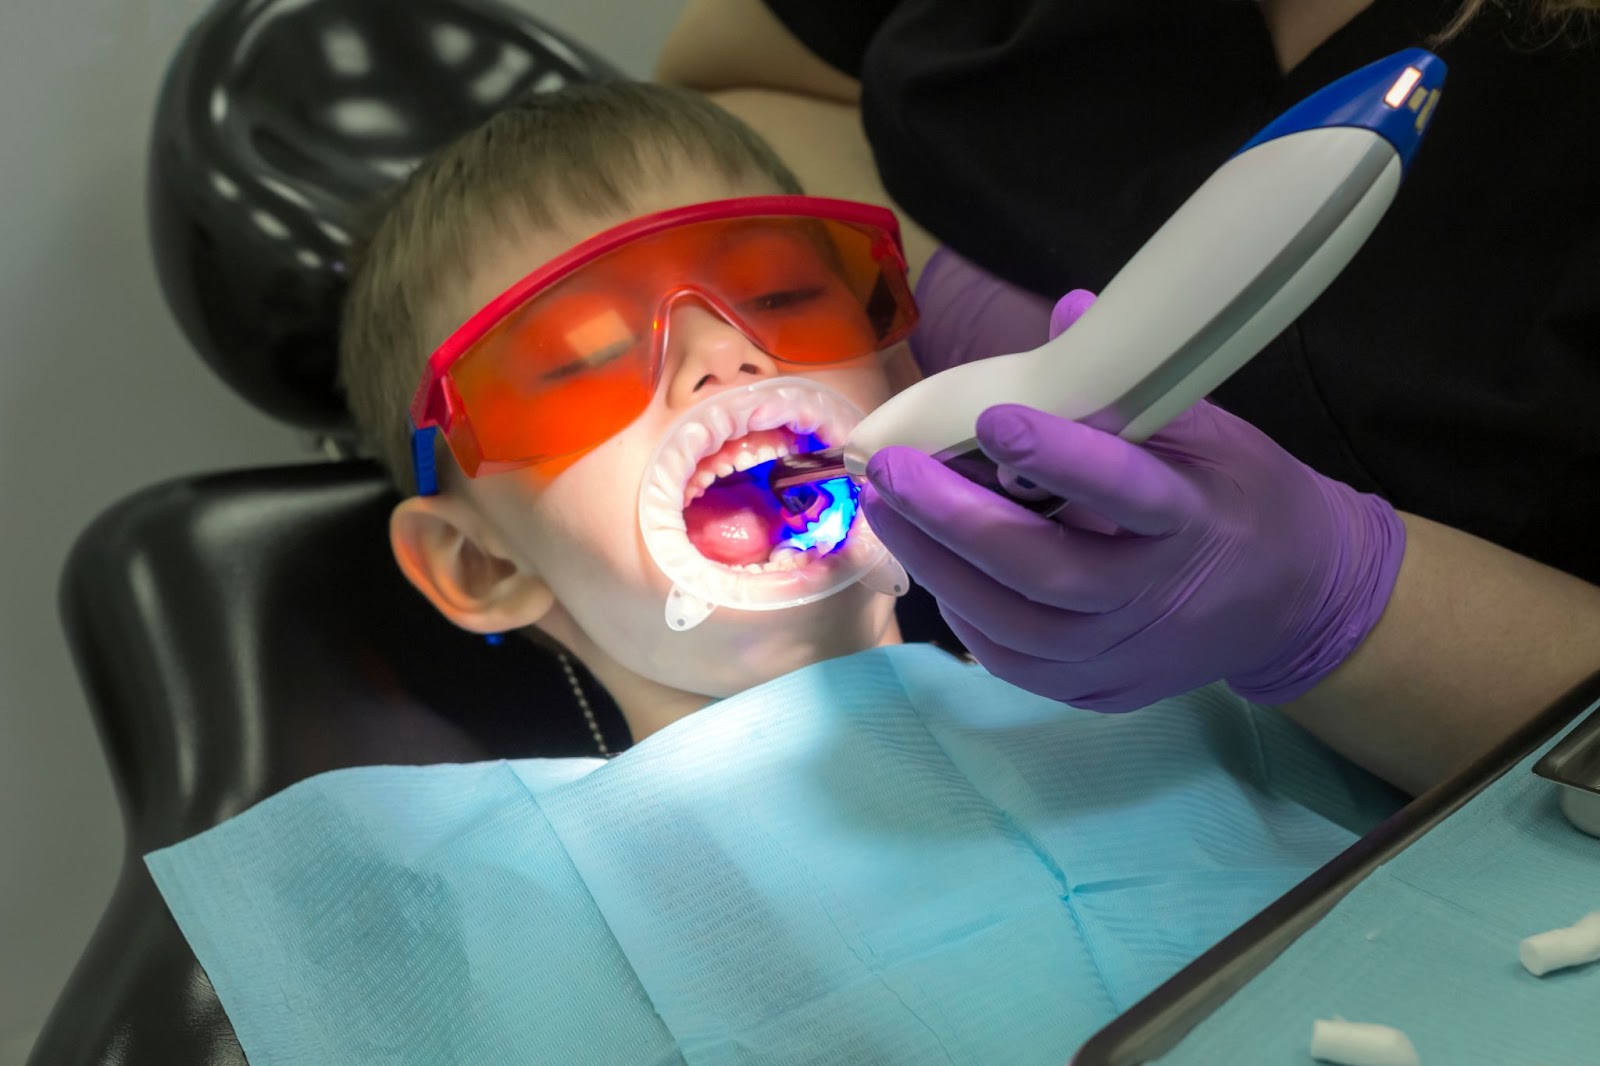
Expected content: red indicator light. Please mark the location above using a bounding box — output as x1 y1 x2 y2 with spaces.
1385 67 1424 108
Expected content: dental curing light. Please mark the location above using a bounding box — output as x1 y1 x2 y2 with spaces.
769 48 1446 514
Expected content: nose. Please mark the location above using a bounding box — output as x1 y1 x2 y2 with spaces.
663 300 779 408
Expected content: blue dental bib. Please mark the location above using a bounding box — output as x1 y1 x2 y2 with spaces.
147 644 1401 1065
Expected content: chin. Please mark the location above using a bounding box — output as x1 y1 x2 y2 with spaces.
668 582 900 698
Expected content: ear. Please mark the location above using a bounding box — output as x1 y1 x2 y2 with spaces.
882 342 922 395
389 494 556 634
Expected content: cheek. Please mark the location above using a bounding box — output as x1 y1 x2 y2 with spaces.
530 434 660 566
805 359 898 415
539 485 629 554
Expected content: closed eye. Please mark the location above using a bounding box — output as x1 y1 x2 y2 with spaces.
542 337 637 381
741 286 825 313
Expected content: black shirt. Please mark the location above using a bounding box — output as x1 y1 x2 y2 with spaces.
766 0 1600 584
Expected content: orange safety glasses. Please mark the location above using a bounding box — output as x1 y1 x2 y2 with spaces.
409 196 919 493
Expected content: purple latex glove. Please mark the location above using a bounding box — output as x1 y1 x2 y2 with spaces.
864 292 1406 711
908 246 1056 375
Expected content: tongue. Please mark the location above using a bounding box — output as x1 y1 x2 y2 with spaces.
684 474 784 567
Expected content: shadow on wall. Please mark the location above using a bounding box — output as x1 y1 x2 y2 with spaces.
0 0 686 1053
0 0 305 1050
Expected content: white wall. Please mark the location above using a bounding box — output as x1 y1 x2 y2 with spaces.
0 2 684 1061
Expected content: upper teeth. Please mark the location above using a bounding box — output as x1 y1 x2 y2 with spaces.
735 442 788 472
643 378 863 520
684 434 800 505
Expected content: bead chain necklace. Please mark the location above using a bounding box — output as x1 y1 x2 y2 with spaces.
557 645 968 759
557 651 612 757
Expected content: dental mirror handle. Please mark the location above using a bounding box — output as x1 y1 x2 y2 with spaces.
812 48 1444 515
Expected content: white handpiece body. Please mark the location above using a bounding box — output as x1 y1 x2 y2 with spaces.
840 126 1401 501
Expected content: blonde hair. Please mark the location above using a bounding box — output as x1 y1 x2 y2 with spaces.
1435 0 1599 42
338 81 802 493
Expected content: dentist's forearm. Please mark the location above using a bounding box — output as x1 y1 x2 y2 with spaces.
657 2 936 279
699 89 937 280
1283 512 1600 795
656 0 859 103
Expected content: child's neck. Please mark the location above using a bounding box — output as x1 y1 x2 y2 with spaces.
555 615 906 743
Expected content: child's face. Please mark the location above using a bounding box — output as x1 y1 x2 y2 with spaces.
403 169 914 700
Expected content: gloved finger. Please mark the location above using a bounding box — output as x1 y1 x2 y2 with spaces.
862 451 1143 614
937 606 1144 714
937 607 1058 695
1052 500 1124 536
909 247 1058 377
975 404 1206 536
996 285 1095 518
862 489 1133 659
862 492 1089 654
1049 289 1097 339
985 479 1128 536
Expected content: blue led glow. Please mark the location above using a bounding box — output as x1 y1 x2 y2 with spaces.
743 445 859 556
779 477 858 554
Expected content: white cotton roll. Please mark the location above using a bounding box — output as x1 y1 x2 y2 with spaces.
1309 1018 1421 1066
1520 910 1600 977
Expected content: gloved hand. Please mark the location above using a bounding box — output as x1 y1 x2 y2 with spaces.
862 292 1406 711
908 246 1056 376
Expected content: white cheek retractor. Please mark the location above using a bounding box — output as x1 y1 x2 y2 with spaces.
638 377 909 632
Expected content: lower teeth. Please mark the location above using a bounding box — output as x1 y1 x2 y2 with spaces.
766 539 843 571
696 543 823 575
768 545 808 571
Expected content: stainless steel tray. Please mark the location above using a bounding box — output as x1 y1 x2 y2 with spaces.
1533 692 1600 838
1071 668 1600 1065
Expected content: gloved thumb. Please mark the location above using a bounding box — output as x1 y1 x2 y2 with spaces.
991 288 1098 503
1048 289 1097 339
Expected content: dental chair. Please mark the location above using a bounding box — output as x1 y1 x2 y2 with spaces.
28 3 958 1064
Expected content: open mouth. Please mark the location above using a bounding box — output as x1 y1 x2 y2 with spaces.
638 378 906 629
639 378 866 579
681 426 855 571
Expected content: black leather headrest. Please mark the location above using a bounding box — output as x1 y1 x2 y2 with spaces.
146 0 621 433
61 461 632 845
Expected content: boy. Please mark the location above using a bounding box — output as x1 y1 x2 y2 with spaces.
340 79 921 739
146 82 1399 1064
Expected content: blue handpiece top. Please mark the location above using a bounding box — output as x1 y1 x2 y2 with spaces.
1235 47 1446 172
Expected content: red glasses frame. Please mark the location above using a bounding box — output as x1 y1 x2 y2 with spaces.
407 195 910 437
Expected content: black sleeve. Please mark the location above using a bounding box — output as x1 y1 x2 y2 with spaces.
854 0 1286 297
827 0 1600 585
761 0 901 78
